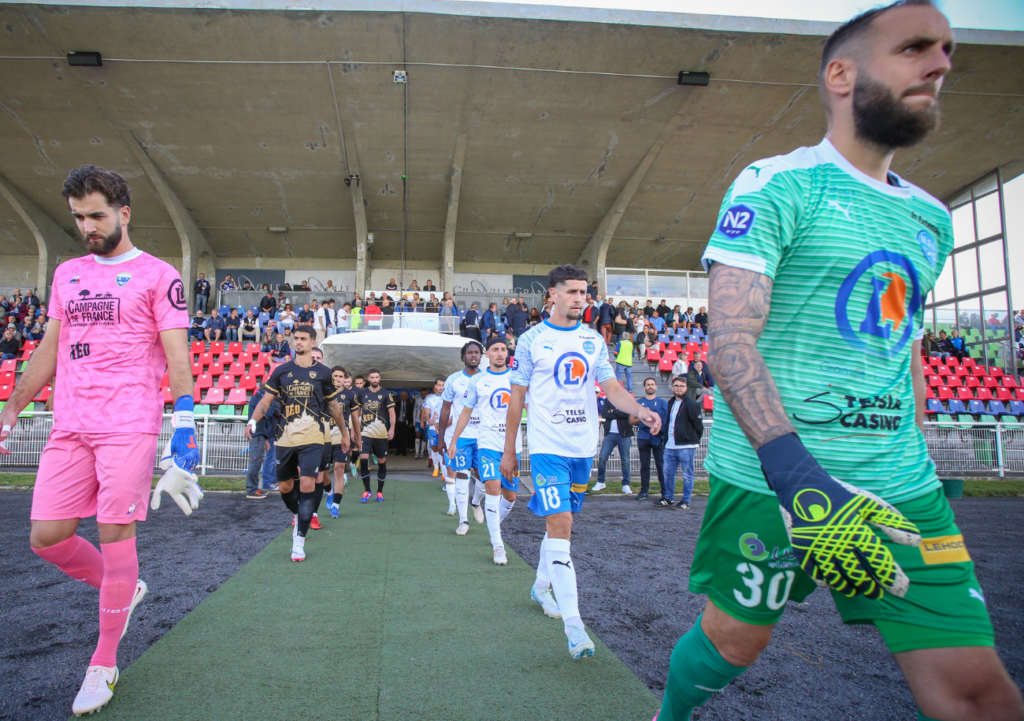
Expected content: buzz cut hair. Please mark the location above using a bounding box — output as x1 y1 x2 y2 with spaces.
548 264 588 290
820 0 935 77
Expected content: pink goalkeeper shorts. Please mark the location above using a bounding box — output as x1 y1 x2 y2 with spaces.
31 430 160 524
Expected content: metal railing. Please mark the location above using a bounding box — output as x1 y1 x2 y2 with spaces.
4 415 1023 478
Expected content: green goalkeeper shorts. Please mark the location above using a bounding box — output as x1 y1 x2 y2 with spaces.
689 477 994 654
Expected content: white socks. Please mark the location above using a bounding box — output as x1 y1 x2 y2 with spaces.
533 532 550 590
485 493 503 549
545 538 582 632
499 496 516 522
445 479 456 507
455 475 470 523
472 482 486 508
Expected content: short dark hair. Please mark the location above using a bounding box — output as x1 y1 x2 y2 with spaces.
355 374 366 382
367 368 381 377
331 365 347 374
671 376 687 385
820 0 934 76
293 324 315 338
62 165 131 209
548 264 588 290
434 377 445 385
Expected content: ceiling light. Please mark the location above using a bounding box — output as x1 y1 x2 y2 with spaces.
67 52 102 67
678 71 710 87
267 227 288 233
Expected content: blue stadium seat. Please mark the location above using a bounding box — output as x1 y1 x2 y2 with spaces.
219 305 230 316
250 306 259 314
657 334 670 343
968 399 991 415
926 398 944 415
946 398 968 415
1007 401 1024 416
677 328 689 339
258 312 270 325
988 400 1009 417
691 329 705 339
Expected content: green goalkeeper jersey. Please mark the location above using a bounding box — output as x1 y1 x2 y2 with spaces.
702 139 953 504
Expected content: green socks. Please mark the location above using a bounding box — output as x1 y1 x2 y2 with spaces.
917 713 940 721
659 615 749 721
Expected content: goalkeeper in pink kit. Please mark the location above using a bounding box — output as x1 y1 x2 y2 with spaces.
0 166 203 717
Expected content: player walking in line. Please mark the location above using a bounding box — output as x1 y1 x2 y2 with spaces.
501 264 660 660
413 388 427 459
437 341 484 532
327 368 360 518
246 325 349 562
349 374 366 477
656 4 1024 720
352 369 395 502
0 166 203 716
309 346 329 530
422 377 446 479
448 337 521 565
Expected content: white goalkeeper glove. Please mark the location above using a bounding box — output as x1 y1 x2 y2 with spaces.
154 439 204 516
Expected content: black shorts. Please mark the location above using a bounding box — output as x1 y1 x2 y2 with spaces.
350 449 360 463
332 444 347 464
276 444 322 482
361 437 389 459
321 442 332 471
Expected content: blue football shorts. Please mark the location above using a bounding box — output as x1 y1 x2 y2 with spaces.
478 448 520 492
528 453 593 517
427 428 438 447
448 437 479 473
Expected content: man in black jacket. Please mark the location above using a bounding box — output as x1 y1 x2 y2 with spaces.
593 394 635 494
657 376 703 509
393 390 417 456
245 387 280 498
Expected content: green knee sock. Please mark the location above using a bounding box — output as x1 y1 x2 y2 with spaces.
917 713 940 721
659 614 749 721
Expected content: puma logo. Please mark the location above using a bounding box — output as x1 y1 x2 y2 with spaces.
749 164 770 177
551 559 572 569
826 199 853 222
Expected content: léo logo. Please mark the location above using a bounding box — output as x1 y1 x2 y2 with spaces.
835 250 921 358
739 532 769 561
554 352 589 389
792 489 832 523
718 204 756 238
490 388 511 411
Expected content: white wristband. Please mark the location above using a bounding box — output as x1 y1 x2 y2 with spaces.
247 419 257 434
172 410 195 430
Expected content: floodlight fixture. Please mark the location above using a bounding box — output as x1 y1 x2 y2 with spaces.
678 71 710 86
67 52 102 67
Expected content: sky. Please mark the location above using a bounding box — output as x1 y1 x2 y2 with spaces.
463 0 1024 31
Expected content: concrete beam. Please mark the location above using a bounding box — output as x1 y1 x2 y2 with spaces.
0 174 81 302
121 130 215 309
577 142 662 290
442 134 468 294
343 129 371 295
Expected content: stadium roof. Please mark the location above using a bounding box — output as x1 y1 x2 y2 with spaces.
0 0 1022 289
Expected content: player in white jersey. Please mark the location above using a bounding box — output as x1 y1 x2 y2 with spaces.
421 378 446 479
502 265 660 660
448 337 521 564
438 342 483 526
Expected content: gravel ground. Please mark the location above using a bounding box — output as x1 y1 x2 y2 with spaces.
0 490 290 721
2 486 1021 721
502 493 1024 721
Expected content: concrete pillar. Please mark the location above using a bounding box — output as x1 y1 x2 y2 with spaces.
442 134 468 294
0 174 82 302
344 129 370 295
577 143 662 291
121 130 215 310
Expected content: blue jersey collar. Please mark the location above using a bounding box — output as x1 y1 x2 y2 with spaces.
542 319 581 332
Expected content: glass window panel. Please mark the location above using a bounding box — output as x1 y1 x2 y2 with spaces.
949 188 971 208
974 192 1002 240
973 174 998 198
606 270 646 297
933 255 955 303
954 248 979 296
958 300 982 342
935 303 956 337
951 204 975 247
978 240 1006 291
689 273 709 303
981 290 1010 339
647 271 687 299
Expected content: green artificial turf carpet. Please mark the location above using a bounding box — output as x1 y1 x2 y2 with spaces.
94 481 657 721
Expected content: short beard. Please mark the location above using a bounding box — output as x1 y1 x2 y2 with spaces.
81 221 122 256
852 75 939 150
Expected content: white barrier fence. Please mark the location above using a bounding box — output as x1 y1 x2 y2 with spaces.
2 415 1023 478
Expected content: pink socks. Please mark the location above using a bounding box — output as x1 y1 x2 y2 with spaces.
90 537 139 668
32 535 104 590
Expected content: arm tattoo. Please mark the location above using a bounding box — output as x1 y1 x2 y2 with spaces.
706 263 794 449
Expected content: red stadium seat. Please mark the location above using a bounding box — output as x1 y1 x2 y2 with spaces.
954 366 969 377
925 386 936 399
972 367 986 377
961 357 977 369
656 342 666 352
161 372 170 388
239 374 258 390
983 377 998 388
0 371 13 385
946 375 961 388
937 387 953 400
239 352 254 365
203 388 225 405
668 342 682 353
258 352 272 365
23 340 38 352
18 348 34 361
663 350 678 363
195 373 213 389
658 359 673 372
190 340 205 354
229 362 246 376
246 343 261 355
33 385 51 402
976 387 993 401
228 342 243 355
217 374 235 389
956 387 973 400
701 342 709 354
210 342 224 355
191 362 203 377
226 388 247 405
197 352 213 367
249 363 266 378
997 388 1012 401
686 342 700 353
945 356 960 366
208 362 225 377
936 365 950 377
703 394 714 412
646 349 661 362
215 353 233 366
928 375 942 387
1003 376 1019 389
1017 389 1024 401
989 366 1003 378
192 385 202 402
0 359 16 373
162 387 173 404
0 384 12 401
966 376 980 388
927 357 941 367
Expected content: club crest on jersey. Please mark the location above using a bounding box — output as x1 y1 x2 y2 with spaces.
718 204 756 238
554 352 589 389
309 371 317 378
835 250 921 358
917 230 938 267
69 275 80 284
582 340 596 354
116 273 132 287
490 388 511 411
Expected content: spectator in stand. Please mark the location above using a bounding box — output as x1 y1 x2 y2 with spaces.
189 310 206 342
25 289 40 308
220 275 236 293
260 326 276 352
499 297 510 318
351 293 363 308
278 304 296 332
613 302 631 342
668 305 684 332
297 303 314 323
656 300 671 318
194 273 211 313
528 308 541 327
948 329 967 361
650 310 667 335
598 296 615 344
439 299 455 317
987 312 1003 330
593 395 634 494
643 300 655 318
510 301 529 338
541 300 552 321
381 296 395 316
366 292 379 307
635 377 668 501
614 333 634 392
270 332 291 362
386 278 398 291
225 307 241 341
588 280 599 300
279 282 292 292
337 302 350 331
582 296 598 329
633 310 647 343
693 306 708 332
240 309 260 343
504 329 517 355
204 308 226 343
408 279 420 292
364 300 383 325
672 354 688 379
322 280 334 292
935 330 955 361
259 290 277 316
426 294 439 312
922 330 941 357
315 299 334 343
638 326 658 358
0 325 20 360
245 386 280 499
423 279 437 291
686 359 710 400
682 307 695 328
658 376 703 509
481 303 497 338
8 320 22 343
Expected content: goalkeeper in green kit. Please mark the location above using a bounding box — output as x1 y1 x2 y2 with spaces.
656 2 1023 720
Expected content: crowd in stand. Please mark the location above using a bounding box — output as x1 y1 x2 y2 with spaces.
0 290 49 359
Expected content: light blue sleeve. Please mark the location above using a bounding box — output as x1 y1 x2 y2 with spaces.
441 374 457 403
510 331 534 387
465 377 480 408
594 339 616 384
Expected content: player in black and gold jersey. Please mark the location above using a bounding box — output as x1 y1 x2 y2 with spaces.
247 326 350 561
352 369 395 503
350 375 366 476
309 347 330 531
326 366 360 518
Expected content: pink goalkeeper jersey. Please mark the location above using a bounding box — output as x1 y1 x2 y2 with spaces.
47 248 190 434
